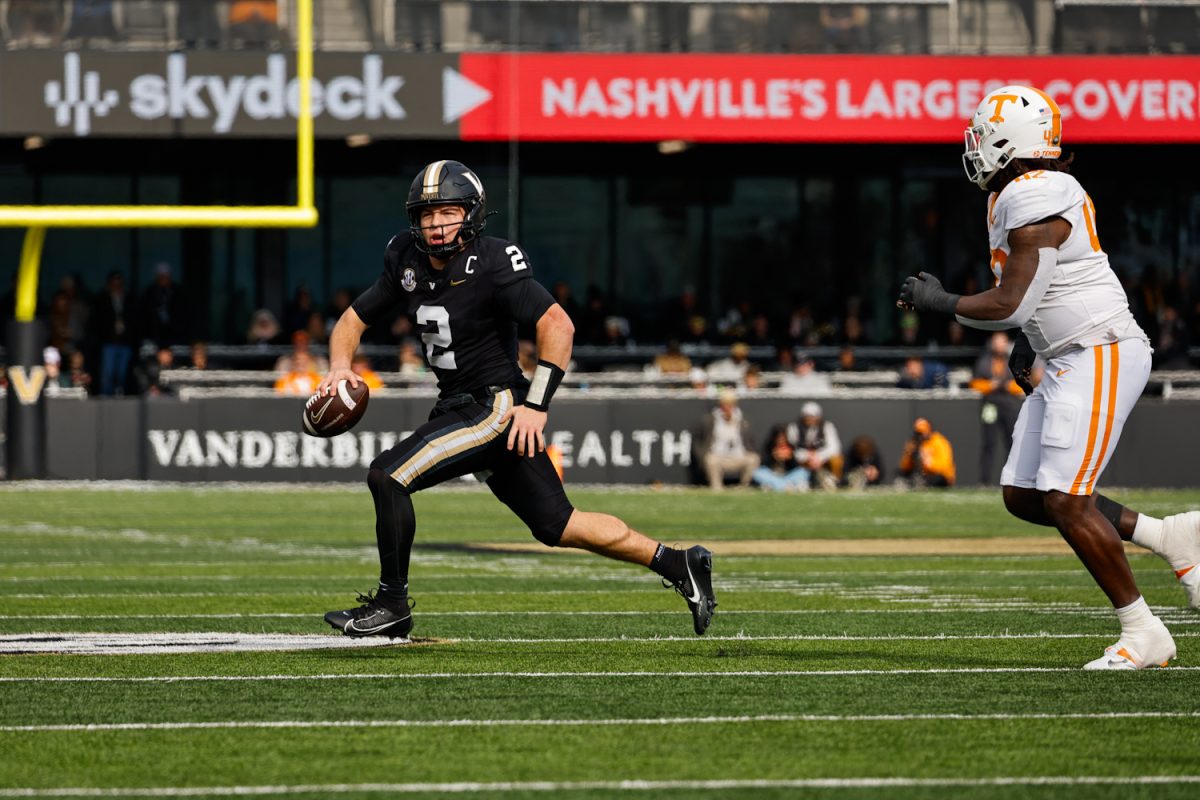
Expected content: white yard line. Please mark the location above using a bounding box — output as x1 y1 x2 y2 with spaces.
2 776 1200 797
5 666 1200 683
4 711 1198 733
4 630 1200 652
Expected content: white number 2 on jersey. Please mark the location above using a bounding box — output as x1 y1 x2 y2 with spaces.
416 305 457 370
505 245 527 271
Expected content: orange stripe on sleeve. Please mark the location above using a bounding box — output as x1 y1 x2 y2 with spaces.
1085 343 1120 495
1070 347 1105 495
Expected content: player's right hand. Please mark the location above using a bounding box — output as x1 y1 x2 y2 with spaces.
318 368 359 396
1008 332 1036 396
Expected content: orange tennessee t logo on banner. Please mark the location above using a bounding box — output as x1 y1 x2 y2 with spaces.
7 366 47 405
987 94 1019 123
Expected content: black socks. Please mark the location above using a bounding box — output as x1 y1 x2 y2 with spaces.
650 544 688 584
367 467 416 597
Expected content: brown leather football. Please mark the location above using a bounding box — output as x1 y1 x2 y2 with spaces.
301 379 369 437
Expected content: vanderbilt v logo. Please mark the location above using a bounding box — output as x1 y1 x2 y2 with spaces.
7 366 47 405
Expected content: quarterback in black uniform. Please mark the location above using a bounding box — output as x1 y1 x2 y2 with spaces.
320 160 716 638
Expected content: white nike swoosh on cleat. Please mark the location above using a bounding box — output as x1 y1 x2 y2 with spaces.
683 560 703 605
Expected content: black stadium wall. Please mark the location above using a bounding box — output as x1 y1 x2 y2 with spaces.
23 396 1200 487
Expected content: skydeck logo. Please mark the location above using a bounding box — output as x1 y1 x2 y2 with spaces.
44 52 120 136
43 52 406 135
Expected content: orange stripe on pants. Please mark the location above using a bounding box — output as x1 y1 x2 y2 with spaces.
1084 343 1120 495
1070 347 1106 495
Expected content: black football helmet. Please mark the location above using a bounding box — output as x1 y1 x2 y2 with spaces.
406 160 487 258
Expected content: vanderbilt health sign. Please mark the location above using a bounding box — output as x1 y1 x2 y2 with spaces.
1 51 1197 142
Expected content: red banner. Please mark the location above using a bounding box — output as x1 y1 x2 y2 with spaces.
457 55 1200 143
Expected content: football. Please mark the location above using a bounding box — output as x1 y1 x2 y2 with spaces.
301 379 369 438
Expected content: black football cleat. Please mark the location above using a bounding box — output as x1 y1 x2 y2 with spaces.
665 546 717 635
324 591 414 639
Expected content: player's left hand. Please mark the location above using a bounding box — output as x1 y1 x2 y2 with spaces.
501 405 548 457
897 272 961 315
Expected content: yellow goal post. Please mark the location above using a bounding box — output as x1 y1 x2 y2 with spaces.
4 0 319 324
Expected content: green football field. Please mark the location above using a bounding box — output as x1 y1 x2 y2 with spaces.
2 484 1200 799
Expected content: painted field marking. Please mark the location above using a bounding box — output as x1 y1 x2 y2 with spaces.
0 604 1171 618
5 666 1200 683
5 631 1200 656
2 776 1200 797
0 633 407 655
4 711 1199 733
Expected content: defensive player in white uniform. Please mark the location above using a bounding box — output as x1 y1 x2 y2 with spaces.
899 85 1200 670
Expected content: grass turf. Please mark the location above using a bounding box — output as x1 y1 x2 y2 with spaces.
1 485 1199 798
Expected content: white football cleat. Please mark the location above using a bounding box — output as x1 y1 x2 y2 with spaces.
1083 621 1176 671
1161 511 1200 608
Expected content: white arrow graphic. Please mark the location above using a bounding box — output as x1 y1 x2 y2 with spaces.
442 67 493 124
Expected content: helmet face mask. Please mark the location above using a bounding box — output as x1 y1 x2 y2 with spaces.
407 160 487 258
962 86 1062 191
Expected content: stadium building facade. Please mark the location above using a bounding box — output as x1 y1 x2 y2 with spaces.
1 1 1198 350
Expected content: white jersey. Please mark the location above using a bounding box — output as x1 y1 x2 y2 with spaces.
986 170 1147 359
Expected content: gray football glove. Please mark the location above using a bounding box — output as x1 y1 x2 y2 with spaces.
898 272 961 315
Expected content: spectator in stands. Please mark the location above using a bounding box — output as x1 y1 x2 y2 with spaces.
92 271 137 396
707 342 752 386
274 330 328 376
246 308 281 346
842 313 866 348
786 302 816 347
134 345 176 397
326 289 353 332
66 349 92 393
64 0 116 44
743 364 763 391
753 424 810 493
304 310 329 345
274 366 321 397
745 313 773 349
602 315 632 347
578 285 609 345
46 290 75 354
897 417 956 489
351 354 384 390
717 298 754 343
682 314 712 345
59 275 89 346
229 0 283 48
285 287 316 336
844 435 884 489
141 262 183 347
695 388 760 490
5 0 62 46
837 345 859 372
43 347 71 389
1154 304 1191 368
787 401 843 491
551 282 580 328
189 341 210 370
969 332 1023 485
397 338 426 375
897 355 950 389
653 340 692 376
665 287 700 341
397 0 440 51
897 310 921 346
179 0 222 48
780 354 832 396
688 367 713 397
820 4 870 52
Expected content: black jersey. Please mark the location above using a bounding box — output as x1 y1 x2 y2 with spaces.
352 232 555 398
